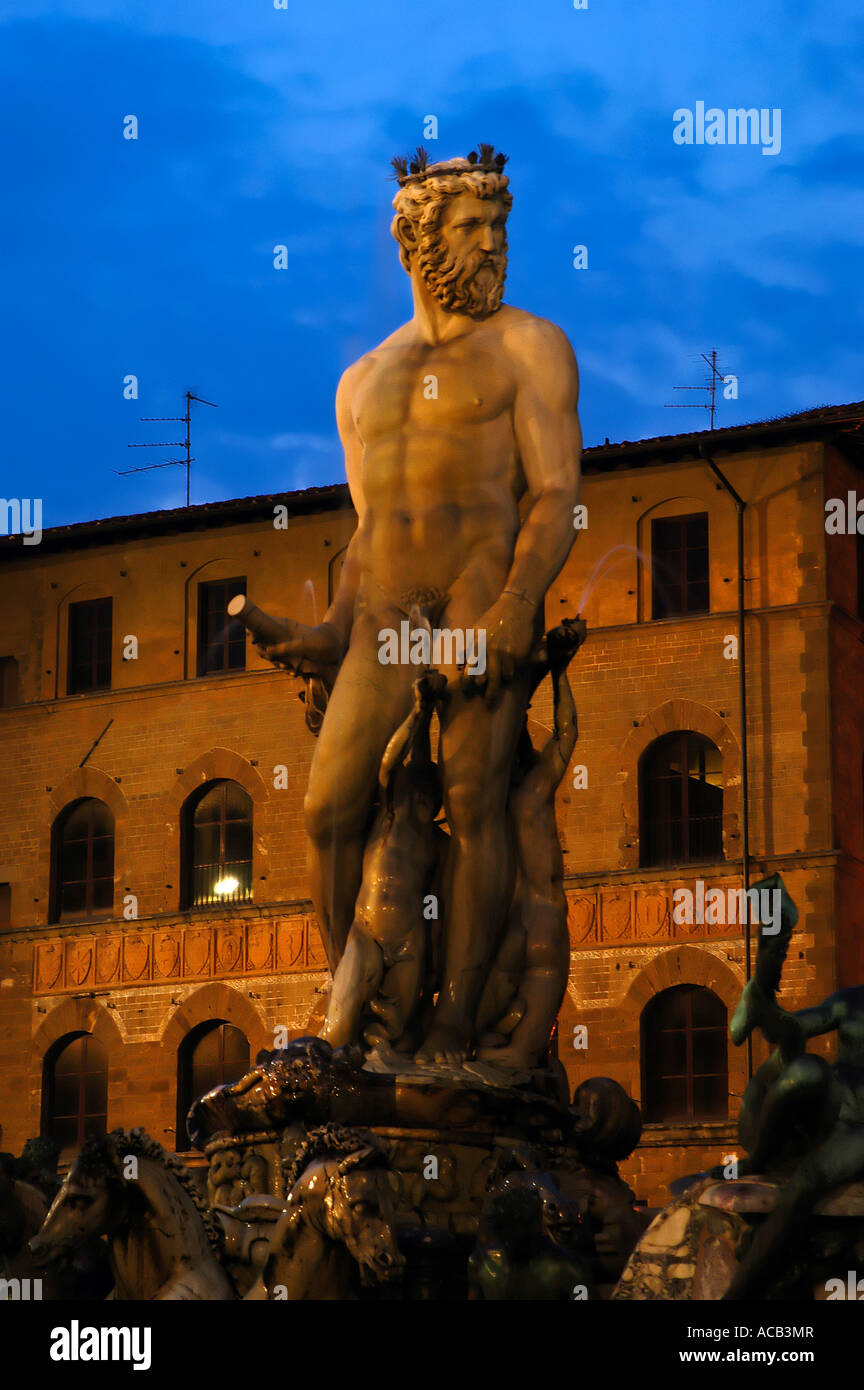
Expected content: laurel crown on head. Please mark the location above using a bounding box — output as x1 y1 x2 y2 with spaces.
390 143 509 186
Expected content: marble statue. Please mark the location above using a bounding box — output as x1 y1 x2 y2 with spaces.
229 142 582 1070
29 147 649 1302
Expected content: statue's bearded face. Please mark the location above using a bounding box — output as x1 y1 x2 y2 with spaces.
416 191 508 318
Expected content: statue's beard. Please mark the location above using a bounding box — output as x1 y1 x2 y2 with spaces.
416 235 507 318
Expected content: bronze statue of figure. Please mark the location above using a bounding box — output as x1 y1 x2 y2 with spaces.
468 1179 592 1300
722 874 864 1299
234 144 582 1068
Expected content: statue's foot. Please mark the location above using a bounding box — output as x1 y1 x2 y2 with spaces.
362 1034 403 1072
415 1023 469 1068
475 1041 534 1071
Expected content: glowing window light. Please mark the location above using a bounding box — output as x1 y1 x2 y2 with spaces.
213 875 240 897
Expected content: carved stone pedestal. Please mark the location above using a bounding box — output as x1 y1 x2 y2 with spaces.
189 1038 647 1300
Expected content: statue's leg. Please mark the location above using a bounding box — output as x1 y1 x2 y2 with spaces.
723 1118 864 1301
416 670 530 1066
735 1052 784 1168
368 926 426 1050
304 611 415 968
744 1053 840 1174
475 895 526 1040
320 921 384 1048
480 890 569 1069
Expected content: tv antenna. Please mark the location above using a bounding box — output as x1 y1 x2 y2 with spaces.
117 390 218 506
664 350 727 431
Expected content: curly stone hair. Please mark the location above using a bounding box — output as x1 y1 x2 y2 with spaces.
390 147 512 274
281 1124 386 1193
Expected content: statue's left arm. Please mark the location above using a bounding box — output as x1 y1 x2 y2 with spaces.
548 665 578 775
793 991 849 1039
477 319 582 704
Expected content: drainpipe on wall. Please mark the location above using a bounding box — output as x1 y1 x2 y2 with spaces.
699 445 753 1082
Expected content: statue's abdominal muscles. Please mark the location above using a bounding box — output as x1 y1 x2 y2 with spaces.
353 342 522 606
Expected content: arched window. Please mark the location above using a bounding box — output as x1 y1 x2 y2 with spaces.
51 798 114 921
182 780 253 908
639 731 722 867
641 984 728 1123
176 1020 250 1148
42 1032 108 1156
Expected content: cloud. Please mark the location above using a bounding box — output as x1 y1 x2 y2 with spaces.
3 3 863 524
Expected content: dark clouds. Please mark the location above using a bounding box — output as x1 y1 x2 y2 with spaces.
1 3 862 524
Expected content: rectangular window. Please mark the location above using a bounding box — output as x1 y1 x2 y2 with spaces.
651 514 709 619
0 883 10 928
67 599 112 695
197 577 247 676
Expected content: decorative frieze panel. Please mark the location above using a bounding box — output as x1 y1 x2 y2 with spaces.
33 916 325 996
566 878 745 949
34 878 747 991
566 894 596 945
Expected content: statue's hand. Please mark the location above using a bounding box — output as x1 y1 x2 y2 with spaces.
464 593 537 706
730 978 764 1046
258 620 343 676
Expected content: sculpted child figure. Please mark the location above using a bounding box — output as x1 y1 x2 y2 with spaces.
320 671 447 1054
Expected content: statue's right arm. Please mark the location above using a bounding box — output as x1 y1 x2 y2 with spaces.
321 361 371 657
256 363 370 675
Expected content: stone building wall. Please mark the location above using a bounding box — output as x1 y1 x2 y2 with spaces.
1 416 862 1207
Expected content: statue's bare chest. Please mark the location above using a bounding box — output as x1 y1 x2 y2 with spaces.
353 340 514 442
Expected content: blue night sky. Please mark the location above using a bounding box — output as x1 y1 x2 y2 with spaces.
2 0 863 527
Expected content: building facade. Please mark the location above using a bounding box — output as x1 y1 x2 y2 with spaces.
1 401 863 1204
